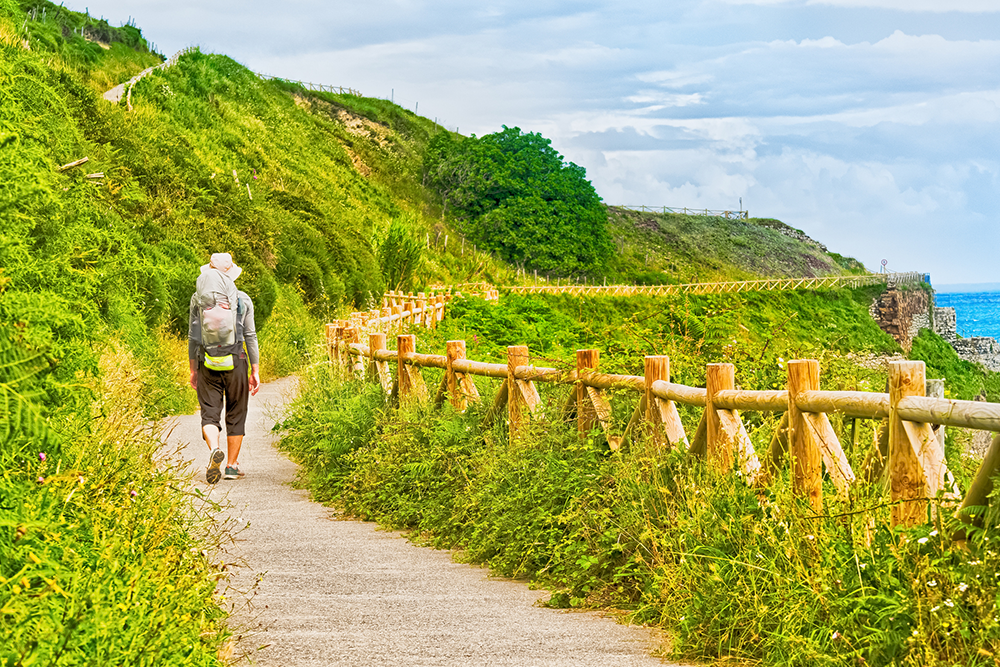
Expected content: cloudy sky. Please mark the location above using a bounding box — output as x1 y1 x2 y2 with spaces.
78 0 999 284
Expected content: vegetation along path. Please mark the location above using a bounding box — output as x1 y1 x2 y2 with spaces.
163 377 681 666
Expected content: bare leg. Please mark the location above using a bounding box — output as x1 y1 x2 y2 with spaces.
202 424 221 451
227 434 244 467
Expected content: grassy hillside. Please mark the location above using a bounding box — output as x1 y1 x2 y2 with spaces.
607 206 866 284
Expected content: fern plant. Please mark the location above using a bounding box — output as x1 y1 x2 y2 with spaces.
0 316 56 455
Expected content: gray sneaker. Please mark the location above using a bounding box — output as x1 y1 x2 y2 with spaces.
206 448 225 484
224 464 245 480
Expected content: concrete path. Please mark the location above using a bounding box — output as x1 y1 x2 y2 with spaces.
162 377 684 666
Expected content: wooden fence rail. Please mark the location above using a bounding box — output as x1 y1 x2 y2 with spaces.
503 272 925 298
326 329 1000 531
383 288 498 306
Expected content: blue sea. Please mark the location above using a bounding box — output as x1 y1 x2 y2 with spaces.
935 290 1000 341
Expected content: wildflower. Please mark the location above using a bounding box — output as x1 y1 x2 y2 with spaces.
36 476 44 484
929 530 938 537
806 534 816 541
78 476 84 485
917 537 929 545
831 631 841 641
912 629 919 637
958 582 969 593
38 452 46 462
860 562 867 570
931 605 941 613
944 599 954 608
130 489 138 498
927 580 937 587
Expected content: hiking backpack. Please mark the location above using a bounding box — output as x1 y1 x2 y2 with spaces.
196 268 241 371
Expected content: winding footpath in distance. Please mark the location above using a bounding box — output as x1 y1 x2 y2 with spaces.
162 377 683 666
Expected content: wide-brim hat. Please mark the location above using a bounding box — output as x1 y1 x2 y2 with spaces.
200 252 243 281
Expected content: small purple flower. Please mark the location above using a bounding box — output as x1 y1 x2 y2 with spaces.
130 489 137 498
37 477 45 484
38 452 46 462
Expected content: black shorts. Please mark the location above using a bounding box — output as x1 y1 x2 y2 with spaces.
197 353 249 436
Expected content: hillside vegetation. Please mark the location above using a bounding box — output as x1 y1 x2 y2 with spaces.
0 0 926 662
606 207 865 284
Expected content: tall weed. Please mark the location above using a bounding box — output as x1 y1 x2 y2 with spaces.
0 343 228 665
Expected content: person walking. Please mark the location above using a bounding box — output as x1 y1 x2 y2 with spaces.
188 252 260 483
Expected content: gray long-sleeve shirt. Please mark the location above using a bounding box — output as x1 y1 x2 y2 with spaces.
188 290 260 366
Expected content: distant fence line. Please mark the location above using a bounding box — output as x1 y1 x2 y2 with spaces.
615 205 749 220
503 272 926 298
255 73 361 97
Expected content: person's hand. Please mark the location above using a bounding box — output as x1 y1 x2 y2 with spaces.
189 369 198 389
249 368 260 396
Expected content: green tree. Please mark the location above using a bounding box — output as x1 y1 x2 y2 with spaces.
425 126 612 275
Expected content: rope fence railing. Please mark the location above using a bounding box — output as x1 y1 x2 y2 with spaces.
325 320 1000 532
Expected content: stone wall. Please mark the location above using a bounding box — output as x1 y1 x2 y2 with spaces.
953 337 1000 372
871 288 931 351
934 307 957 343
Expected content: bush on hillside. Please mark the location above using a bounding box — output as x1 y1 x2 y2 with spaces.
424 127 613 276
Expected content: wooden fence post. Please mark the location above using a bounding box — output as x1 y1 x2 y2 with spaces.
889 360 934 527
332 320 346 367
397 334 415 401
644 355 687 448
369 333 391 392
391 305 402 332
343 327 360 378
417 296 427 328
445 340 479 411
506 345 540 440
705 363 734 472
577 349 601 436
788 359 823 512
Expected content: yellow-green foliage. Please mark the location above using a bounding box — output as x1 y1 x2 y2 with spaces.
0 344 228 664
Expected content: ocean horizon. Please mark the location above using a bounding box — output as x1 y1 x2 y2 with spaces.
934 289 1000 341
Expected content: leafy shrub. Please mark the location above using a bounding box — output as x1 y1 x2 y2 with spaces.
424 127 613 276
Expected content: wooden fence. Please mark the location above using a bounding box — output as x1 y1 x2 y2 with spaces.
383 287 498 307
616 204 749 220
326 327 1000 531
256 73 361 97
503 272 925 298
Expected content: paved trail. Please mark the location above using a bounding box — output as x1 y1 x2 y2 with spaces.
164 377 683 666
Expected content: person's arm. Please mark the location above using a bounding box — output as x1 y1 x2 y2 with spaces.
188 294 200 389
242 295 261 395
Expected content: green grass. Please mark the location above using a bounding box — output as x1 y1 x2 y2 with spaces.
606 206 866 284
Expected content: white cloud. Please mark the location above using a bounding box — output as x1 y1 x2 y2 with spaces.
69 0 1000 281
719 0 1000 11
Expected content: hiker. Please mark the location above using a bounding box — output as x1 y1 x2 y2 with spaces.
188 252 260 483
